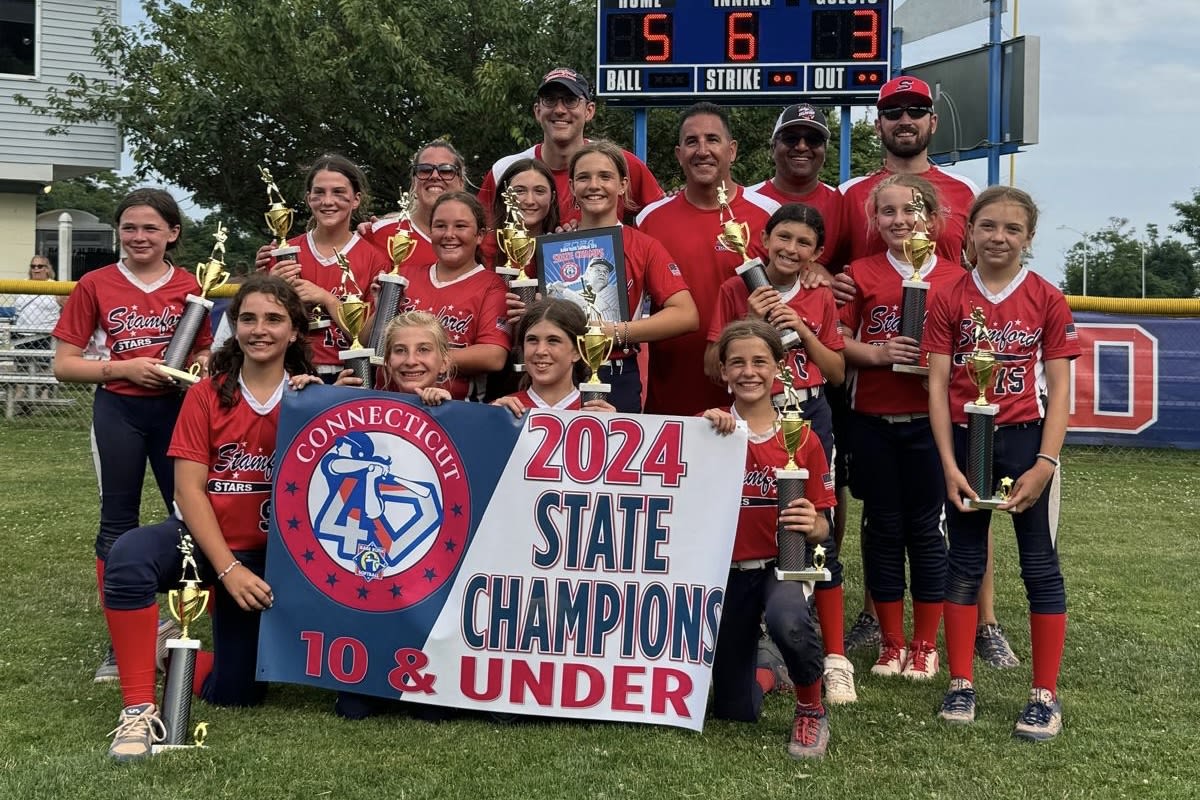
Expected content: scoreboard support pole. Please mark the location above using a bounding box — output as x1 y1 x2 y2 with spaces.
634 108 648 164
986 0 1002 186
839 107 851 185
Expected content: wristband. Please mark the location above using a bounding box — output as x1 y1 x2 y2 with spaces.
216 559 242 581
1035 453 1060 469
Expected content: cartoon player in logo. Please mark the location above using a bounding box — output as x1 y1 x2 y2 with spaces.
314 432 443 576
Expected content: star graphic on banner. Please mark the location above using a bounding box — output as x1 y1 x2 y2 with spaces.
326 573 339 587
444 539 457 553
390 584 403 598
451 504 463 517
423 567 437 582
285 482 299 495
232 472 240 479
287 517 300 530
303 550 315 562
357 586 369 600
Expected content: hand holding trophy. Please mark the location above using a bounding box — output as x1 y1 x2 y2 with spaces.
719 182 800 348
773 378 829 582
335 253 372 386
369 192 415 366
895 188 936 375
154 533 211 752
963 307 1013 509
157 223 230 386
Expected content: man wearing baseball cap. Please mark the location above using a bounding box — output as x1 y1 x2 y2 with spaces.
748 104 841 277
477 67 663 227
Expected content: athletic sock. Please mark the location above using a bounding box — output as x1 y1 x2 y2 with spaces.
874 599 905 648
912 599 943 645
813 585 846 656
104 605 159 708
943 600 978 682
794 679 822 709
1030 612 1067 697
192 650 215 697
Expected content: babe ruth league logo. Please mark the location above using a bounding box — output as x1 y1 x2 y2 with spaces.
275 398 471 612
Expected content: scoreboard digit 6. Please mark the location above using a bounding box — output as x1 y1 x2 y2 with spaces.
596 0 893 105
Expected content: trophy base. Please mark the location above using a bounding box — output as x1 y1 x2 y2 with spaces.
271 246 300 264
308 318 331 331
775 566 831 583
893 364 929 376
512 363 525 373
964 496 1010 511
734 257 766 277
339 347 374 360
379 272 409 288
151 744 207 754
780 329 800 348
184 294 215 310
369 355 385 367
156 365 201 386
495 267 521 280
580 383 611 404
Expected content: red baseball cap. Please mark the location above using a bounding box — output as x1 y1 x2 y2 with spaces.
877 76 933 108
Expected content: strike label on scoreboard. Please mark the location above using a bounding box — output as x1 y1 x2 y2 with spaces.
596 0 893 105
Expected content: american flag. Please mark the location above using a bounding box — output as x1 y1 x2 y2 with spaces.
822 471 835 492
1064 323 1077 341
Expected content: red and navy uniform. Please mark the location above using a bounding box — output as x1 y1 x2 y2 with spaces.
747 179 842 268
286 232 390 370
361 217 437 274
504 388 581 410
637 187 780 416
103 375 287 709
399 262 511 401
837 251 961 648
835 166 978 272
478 143 663 227
53 262 214 562
926 268 1079 688
711 408 834 722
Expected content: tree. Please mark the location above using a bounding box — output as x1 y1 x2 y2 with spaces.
1059 218 1198 298
1170 187 1200 254
37 170 140 222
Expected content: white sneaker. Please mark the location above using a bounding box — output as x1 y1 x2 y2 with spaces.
107 703 166 761
900 640 940 680
823 653 857 704
871 642 908 677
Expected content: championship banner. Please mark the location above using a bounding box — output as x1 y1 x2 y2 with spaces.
259 386 748 730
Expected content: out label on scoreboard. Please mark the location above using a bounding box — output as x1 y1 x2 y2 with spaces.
596 0 894 105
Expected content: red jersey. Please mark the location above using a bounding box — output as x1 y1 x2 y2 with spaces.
836 166 978 272
924 268 1081 424
288 232 391 367
398 263 511 400
746 179 841 267
477 143 663 227
168 376 283 551
53 262 214 397
505 388 581 410
838 251 961 415
636 187 780 416
708 276 843 391
724 408 836 562
361 217 437 273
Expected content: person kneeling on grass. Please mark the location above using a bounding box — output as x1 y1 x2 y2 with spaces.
702 318 836 760
103 275 320 761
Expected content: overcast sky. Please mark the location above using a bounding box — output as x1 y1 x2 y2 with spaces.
120 1 1195 285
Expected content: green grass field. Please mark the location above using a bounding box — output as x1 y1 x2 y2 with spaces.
1 429 1197 799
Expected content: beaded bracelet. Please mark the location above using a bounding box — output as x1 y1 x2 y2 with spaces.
216 559 242 581
1035 453 1060 469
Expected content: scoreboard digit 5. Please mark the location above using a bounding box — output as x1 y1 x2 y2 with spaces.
596 0 893 105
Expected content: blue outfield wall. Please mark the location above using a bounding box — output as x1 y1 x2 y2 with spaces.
1066 312 1199 450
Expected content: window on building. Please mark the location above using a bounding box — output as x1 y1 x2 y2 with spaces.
0 0 37 76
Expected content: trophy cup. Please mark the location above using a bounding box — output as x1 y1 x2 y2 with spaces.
335 253 372 386
962 308 1013 510
158 223 230 386
153 533 211 753
717 183 800 349
576 298 615 405
894 189 937 376
368 192 414 367
496 187 540 372
773 381 830 582
260 166 327 330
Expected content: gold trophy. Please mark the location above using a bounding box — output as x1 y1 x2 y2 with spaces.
154 534 211 752
772 374 829 582
496 186 541 373
963 308 1012 509
367 193 415 366
336 253 372 386
158 223 230 386
259 166 325 329
895 189 936 375
718 182 800 348
576 293 615 404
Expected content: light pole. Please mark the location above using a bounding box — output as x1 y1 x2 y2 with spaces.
1139 239 1146 298
1058 225 1089 296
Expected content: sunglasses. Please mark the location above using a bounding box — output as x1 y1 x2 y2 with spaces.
30 263 51 270
537 94 584 110
778 131 827 148
413 163 461 180
879 106 933 122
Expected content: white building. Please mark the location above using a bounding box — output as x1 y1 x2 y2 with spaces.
1 0 120 278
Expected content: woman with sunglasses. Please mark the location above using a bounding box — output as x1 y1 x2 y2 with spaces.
363 139 468 268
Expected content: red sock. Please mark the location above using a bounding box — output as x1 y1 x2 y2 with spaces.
96 557 106 608
875 599 905 648
104 605 159 708
192 650 214 697
794 679 822 709
943 601 978 682
912 600 943 645
813 585 846 656
1030 612 1067 697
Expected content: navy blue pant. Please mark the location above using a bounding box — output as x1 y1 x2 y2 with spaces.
711 566 823 722
92 387 182 561
104 517 268 707
598 355 642 414
848 413 947 604
944 423 1066 614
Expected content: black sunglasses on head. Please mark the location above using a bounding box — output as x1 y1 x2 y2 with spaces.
413 163 461 180
879 106 933 122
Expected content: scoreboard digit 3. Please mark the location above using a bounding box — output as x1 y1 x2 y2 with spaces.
597 0 893 105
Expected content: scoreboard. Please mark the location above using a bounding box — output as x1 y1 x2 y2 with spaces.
596 0 893 105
